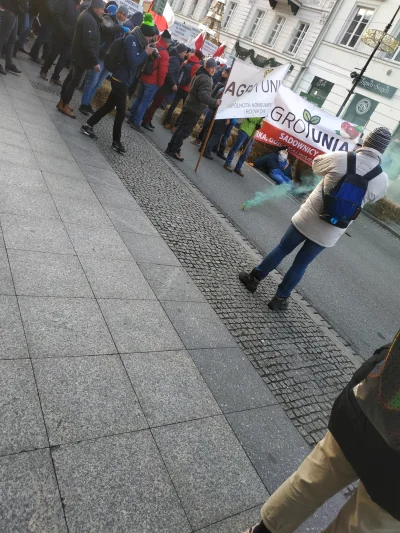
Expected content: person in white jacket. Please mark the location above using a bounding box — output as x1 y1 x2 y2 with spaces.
239 127 391 310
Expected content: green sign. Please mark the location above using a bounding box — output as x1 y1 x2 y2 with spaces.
300 92 323 108
152 0 167 14
311 76 334 93
343 93 379 127
359 76 397 98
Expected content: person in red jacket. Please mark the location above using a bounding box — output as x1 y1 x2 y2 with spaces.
128 29 170 133
163 49 204 129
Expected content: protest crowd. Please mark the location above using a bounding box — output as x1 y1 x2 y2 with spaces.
0 1 399 532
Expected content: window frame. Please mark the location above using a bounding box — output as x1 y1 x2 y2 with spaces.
339 5 375 49
247 9 266 41
287 21 309 55
223 2 237 30
265 14 286 47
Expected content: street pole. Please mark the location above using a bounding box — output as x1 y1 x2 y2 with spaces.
336 5 400 117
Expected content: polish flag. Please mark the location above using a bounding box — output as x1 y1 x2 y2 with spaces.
194 30 206 50
149 1 175 31
213 44 225 57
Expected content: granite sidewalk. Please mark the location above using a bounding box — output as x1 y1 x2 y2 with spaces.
0 59 349 532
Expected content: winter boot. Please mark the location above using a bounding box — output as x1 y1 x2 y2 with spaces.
56 99 64 110
59 104 76 119
243 521 271 533
268 294 289 311
239 268 261 293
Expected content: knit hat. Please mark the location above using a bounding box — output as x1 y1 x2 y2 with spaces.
194 49 204 60
176 43 187 54
277 146 288 152
363 127 392 154
90 0 105 9
117 4 129 16
206 58 217 68
140 13 156 37
106 4 117 15
161 29 172 43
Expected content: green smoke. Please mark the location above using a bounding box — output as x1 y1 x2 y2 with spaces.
242 183 317 210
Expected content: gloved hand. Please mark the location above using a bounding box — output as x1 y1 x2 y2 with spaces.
121 25 130 33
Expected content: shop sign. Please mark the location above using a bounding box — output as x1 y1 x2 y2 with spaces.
359 76 397 98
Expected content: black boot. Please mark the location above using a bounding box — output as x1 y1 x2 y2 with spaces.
268 294 289 311
239 268 261 293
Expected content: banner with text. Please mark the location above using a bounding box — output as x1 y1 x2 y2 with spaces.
216 62 290 120
169 21 199 45
116 0 142 16
256 86 363 165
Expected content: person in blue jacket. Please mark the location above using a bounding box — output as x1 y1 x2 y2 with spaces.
80 12 156 154
253 146 292 185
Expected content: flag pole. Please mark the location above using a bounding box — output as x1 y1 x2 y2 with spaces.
195 58 236 173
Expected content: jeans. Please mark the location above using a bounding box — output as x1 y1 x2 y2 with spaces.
167 108 200 153
41 36 71 80
29 21 52 60
61 63 86 105
143 85 168 124
255 223 324 297
88 78 127 143
270 168 292 185
17 12 32 47
220 121 234 150
164 86 187 124
0 9 18 66
81 59 110 106
226 129 254 170
129 81 158 126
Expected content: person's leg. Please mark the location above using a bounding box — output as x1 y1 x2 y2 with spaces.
204 129 221 156
51 43 71 81
219 121 233 151
92 62 110 95
235 137 254 171
112 81 128 143
87 84 118 127
17 13 33 50
129 80 145 121
81 66 102 106
29 21 52 60
132 82 158 126
143 86 165 125
41 36 62 75
225 130 247 167
167 110 199 154
269 169 291 185
258 432 358 533
60 69 72 101
164 87 183 124
253 153 271 169
3 13 18 68
62 64 86 105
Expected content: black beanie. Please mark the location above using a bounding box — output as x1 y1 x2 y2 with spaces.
161 29 172 43
140 13 156 37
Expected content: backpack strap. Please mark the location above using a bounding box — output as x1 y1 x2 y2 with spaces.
363 164 382 182
347 151 356 174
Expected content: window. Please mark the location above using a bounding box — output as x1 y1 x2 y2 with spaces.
265 15 286 46
385 29 400 62
340 7 374 48
223 2 237 29
288 22 309 54
248 10 265 40
302 76 334 107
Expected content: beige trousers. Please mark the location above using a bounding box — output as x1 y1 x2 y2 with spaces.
261 431 399 533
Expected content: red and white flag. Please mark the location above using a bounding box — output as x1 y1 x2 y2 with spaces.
194 30 206 50
213 44 225 57
149 1 175 31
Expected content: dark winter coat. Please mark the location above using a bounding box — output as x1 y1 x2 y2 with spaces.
1 0 28 15
124 10 143 30
112 29 147 88
77 0 89 15
45 0 80 43
183 66 218 116
164 47 183 89
70 6 102 69
141 38 170 87
98 13 124 60
256 153 292 178
328 343 400 520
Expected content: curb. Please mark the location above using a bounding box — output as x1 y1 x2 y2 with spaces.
362 209 400 240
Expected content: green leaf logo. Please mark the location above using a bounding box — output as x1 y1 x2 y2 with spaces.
303 109 311 122
310 115 321 125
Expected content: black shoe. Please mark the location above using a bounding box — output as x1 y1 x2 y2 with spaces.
29 55 43 65
50 77 62 86
39 70 48 80
203 152 213 160
165 148 184 162
112 141 126 154
88 104 95 114
79 104 92 116
149 122 155 129
130 123 143 133
217 151 226 160
80 124 98 140
5 63 21 75
142 122 153 132
0 64 6 75
268 295 289 311
239 269 261 293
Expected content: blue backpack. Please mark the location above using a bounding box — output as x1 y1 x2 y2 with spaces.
319 152 382 229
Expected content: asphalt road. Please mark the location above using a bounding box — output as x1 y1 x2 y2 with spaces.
148 113 400 358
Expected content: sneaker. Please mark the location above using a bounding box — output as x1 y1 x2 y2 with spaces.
191 138 201 146
79 104 92 116
224 163 233 172
88 104 95 114
234 168 244 177
39 70 48 81
165 148 184 162
243 521 270 533
112 141 126 154
268 295 289 311
148 121 155 129
50 77 62 86
80 124 98 139
0 64 6 75
5 63 21 75
130 123 143 133
239 269 261 293
141 122 153 132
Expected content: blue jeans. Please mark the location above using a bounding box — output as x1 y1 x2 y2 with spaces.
81 59 110 106
255 224 325 298
220 121 234 149
226 129 254 170
129 81 158 126
270 168 292 185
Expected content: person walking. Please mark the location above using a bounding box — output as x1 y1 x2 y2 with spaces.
251 146 293 185
29 0 52 63
165 57 221 162
78 3 128 115
39 0 80 85
142 42 187 131
80 13 155 153
239 127 391 310
163 49 203 129
128 28 170 133
57 0 105 118
244 328 400 533
223 117 263 177
0 0 26 75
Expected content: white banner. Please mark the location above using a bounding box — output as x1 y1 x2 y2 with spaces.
169 21 199 44
257 86 363 165
216 62 290 120
202 39 218 57
116 0 142 16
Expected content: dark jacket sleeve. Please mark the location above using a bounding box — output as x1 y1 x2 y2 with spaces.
197 75 218 108
124 34 147 72
165 56 180 85
80 13 100 67
46 0 74 42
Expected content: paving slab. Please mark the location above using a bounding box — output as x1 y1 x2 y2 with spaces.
34 355 147 445
79 162 127 190
11 96 46 115
65 222 133 260
1 213 75 254
226 405 311 494
79 256 155 300
99 299 184 353
8 249 93 297
103 203 159 236
90 182 140 210
28 135 75 162
0 159 48 192
1 114 25 133
0 295 29 359
0 101 19 119
0 184 60 219
19 296 116 358
190 347 276 413
43 171 98 201
52 194 113 228
34 151 85 179
0 126 30 150
23 121 64 143
0 246 15 296
0 449 67 533
153 416 268 530
122 350 221 426
196 506 262 533
16 108 55 128
162 301 237 350
67 144 113 170
121 231 181 266
140 263 205 302
0 142 39 169
52 432 191 533
0 359 47 456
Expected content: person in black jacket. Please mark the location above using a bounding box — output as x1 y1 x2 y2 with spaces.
244 329 400 533
57 0 104 118
39 0 80 84
0 0 27 75
141 42 187 130
29 0 53 63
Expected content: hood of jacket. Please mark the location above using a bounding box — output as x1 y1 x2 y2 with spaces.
187 54 201 65
194 66 210 78
156 38 170 51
